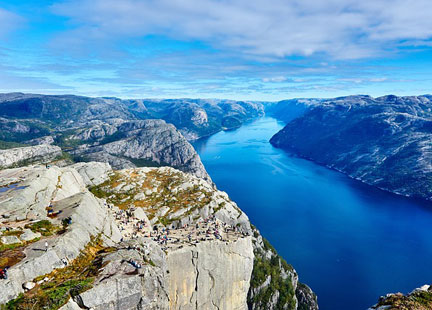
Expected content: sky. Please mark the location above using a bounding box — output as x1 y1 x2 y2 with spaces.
0 0 432 101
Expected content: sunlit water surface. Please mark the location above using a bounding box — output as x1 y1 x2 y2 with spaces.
192 116 432 310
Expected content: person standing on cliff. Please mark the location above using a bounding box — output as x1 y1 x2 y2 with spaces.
45 241 49 252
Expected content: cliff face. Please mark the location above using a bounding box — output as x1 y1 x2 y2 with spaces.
167 238 253 309
0 162 316 310
270 95 432 201
70 119 211 182
0 144 62 169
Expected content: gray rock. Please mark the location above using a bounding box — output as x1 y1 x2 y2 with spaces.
19 229 41 242
167 237 254 310
72 162 112 186
133 208 148 221
22 282 35 291
0 164 121 304
74 120 212 183
1 235 20 245
0 144 61 169
25 136 55 146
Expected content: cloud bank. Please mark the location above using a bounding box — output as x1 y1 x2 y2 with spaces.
52 0 432 59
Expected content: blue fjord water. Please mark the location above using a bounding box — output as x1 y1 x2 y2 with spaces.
192 116 432 310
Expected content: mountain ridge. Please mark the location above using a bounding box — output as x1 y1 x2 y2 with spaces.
270 94 432 201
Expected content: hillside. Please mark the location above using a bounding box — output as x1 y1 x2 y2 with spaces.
0 93 264 141
270 95 432 201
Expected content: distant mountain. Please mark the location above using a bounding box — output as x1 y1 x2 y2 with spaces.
0 93 265 181
270 94 432 201
123 98 265 140
0 93 265 140
265 98 321 123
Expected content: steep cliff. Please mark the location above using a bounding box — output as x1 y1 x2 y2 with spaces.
70 120 211 182
0 162 316 310
271 95 432 201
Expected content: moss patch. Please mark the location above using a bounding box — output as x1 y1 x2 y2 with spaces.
25 220 59 237
90 169 213 225
3 236 113 310
375 290 432 310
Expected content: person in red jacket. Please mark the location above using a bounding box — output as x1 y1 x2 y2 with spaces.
0 267 9 280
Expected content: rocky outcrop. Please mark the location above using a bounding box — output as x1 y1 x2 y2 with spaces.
296 283 318 310
0 165 87 220
72 120 211 183
0 164 121 304
71 162 111 186
0 144 61 169
1 163 315 310
72 239 170 310
25 135 55 146
369 284 432 310
270 94 432 201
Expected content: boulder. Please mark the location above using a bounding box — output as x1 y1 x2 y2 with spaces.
19 229 41 242
1 235 20 245
72 162 112 186
132 208 148 222
22 282 35 291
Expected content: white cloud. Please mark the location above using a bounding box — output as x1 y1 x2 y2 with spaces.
262 76 287 83
0 8 24 38
50 0 432 59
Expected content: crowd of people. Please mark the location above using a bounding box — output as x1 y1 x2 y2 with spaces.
111 207 150 240
108 204 247 252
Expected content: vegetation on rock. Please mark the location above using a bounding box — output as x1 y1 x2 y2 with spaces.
2 236 113 310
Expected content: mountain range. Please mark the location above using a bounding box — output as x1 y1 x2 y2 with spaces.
270 94 432 201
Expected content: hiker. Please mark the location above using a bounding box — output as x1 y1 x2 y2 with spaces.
45 241 49 252
129 260 141 269
0 267 8 280
61 258 68 266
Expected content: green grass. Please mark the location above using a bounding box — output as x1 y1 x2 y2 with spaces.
0 242 22 252
25 220 58 237
1 230 23 237
3 279 93 310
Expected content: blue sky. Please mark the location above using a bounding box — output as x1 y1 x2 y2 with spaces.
0 0 432 101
